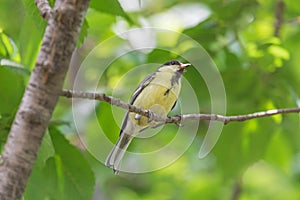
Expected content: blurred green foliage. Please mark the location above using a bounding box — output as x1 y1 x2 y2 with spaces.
1 0 300 199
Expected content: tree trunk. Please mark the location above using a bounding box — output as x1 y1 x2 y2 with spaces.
0 0 90 199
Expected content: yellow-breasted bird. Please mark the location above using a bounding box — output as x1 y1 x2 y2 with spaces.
105 60 190 174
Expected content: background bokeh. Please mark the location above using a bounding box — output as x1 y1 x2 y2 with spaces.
1 0 300 199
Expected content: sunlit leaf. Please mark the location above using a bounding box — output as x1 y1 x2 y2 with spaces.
90 0 132 23
0 59 30 76
268 45 290 60
24 128 95 200
0 31 21 62
19 0 46 69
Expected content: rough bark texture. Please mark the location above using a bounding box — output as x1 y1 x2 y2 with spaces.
0 0 90 199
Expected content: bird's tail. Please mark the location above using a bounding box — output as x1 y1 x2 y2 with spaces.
105 133 133 174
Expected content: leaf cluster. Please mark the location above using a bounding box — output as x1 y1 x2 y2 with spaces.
1 0 300 199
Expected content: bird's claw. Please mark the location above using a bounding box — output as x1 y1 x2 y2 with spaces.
175 122 184 127
172 114 183 127
147 110 154 123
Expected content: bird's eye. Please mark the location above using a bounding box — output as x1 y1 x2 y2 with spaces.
163 60 181 66
168 60 179 65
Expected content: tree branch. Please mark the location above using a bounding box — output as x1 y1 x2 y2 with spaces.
35 0 53 21
274 0 285 37
0 1 90 199
61 89 168 122
231 177 243 200
61 89 300 125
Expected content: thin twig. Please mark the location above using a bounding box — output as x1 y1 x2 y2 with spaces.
35 0 53 21
61 89 300 125
274 0 285 37
231 177 243 200
61 89 168 122
174 108 300 124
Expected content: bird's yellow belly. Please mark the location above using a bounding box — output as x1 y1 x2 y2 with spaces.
129 84 178 127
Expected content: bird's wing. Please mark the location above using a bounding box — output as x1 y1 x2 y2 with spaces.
119 72 156 136
170 100 177 111
129 72 156 104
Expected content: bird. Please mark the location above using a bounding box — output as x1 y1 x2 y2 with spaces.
105 60 190 174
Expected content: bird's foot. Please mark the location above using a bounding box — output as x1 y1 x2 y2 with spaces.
175 122 184 127
146 110 154 123
172 114 183 127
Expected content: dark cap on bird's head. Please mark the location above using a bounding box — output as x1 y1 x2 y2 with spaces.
159 60 191 72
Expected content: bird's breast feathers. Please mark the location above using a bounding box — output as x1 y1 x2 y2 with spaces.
129 72 181 126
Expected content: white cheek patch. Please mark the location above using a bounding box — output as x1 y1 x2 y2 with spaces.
159 65 179 72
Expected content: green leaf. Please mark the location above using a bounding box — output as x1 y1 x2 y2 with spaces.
0 62 25 152
264 131 293 172
18 18 43 70
90 0 132 23
0 1 25 40
0 59 31 76
0 31 21 62
0 67 25 115
0 31 14 58
25 157 61 200
147 49 177 64
24 128 95 200
0 114 14 152
76 18 89 48
22 0 47 31
96 102 119 142
49 128 95 200
183 19 226 50
225 49 241 69
24 131 55 199
19 0 46 69
268 45 290 60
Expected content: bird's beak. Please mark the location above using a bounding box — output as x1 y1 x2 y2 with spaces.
179 63 191 69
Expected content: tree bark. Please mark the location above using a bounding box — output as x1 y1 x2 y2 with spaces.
0 0 90 199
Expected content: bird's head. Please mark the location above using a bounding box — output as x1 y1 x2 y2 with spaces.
158 60 191 73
